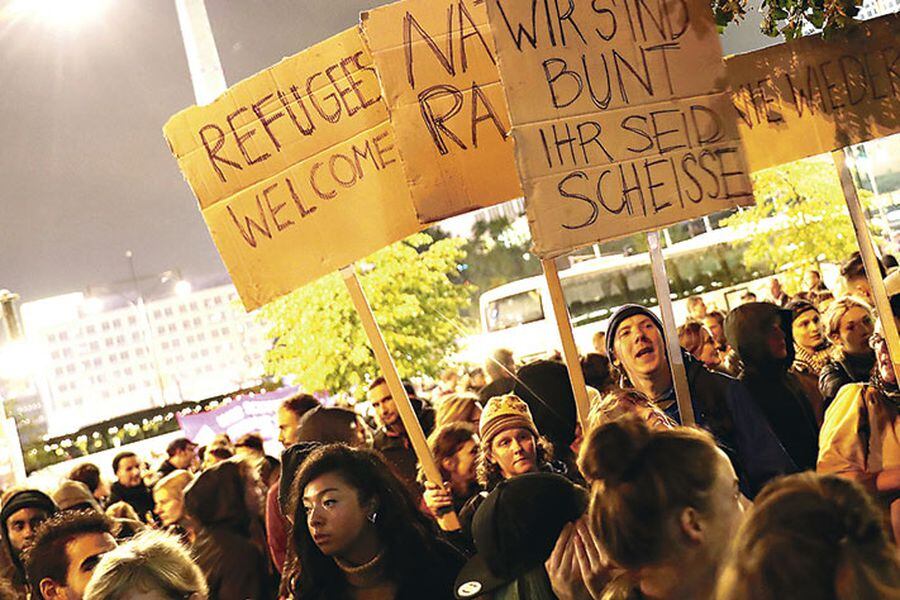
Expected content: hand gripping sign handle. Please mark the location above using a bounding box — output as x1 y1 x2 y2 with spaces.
647 231 696 426
340 265 461 532
832 150 900 384
541 258 592 434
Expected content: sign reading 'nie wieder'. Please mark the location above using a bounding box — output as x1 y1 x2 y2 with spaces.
728 13 899 173
163 27 419 311
485 0 754 257
361 0 522 223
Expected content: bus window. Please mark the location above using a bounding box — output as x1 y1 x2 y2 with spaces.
485 290 544 332
562 265 655 326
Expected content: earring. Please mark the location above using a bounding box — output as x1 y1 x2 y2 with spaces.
367 512 377 524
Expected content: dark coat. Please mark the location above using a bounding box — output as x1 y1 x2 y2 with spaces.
656 352 798 498
108 481 154 522
819 350 875 411
184 461 275 600
726 303 820 471
373 396 435 496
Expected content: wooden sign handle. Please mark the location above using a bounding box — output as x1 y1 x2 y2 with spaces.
647 231 696 426
832 150 900 383
541 258 592 434
340 265 461 532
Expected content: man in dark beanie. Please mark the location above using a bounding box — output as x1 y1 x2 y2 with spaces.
606 304 796 497
0 488 57 596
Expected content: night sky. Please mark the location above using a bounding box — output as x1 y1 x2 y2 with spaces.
0 0 776 302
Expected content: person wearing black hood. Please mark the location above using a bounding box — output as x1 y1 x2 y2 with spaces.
0 489 57 598
183 460 275 600
606 304 797 498
726 302 820 471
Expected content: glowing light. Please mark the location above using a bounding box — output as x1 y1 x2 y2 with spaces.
82 296 104 315
6 0 111 30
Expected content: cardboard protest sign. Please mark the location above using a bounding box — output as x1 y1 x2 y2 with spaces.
164 27 420 311
361 0 522 223
727 13 899 173
485 0 754 257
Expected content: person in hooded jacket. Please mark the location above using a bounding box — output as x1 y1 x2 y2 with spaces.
0 489 57 598
183 459 275 600
726 302 820 472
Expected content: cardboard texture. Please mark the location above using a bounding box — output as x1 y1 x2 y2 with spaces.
163 27 420 311
485 0 754 257
361 0 522 223
727 13 899 173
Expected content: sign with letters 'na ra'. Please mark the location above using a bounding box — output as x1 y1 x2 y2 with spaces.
727 13 899 173
163 27 419 311
485 0 754 257
361 0 522 223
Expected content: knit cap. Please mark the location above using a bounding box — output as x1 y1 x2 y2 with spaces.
478 394 538 445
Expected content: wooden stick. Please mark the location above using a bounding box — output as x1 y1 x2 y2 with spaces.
832 150 900 383
340 265 461 531
647 231 696 425
541 258 591 434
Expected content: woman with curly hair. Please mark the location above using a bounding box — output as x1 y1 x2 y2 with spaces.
291 444 464 600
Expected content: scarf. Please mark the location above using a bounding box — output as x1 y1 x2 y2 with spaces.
793 342 832 375
870 371 900 410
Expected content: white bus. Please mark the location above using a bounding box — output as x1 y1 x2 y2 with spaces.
459 224 832 365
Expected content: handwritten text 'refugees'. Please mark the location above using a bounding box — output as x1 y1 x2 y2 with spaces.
194 50 401 249
491 0 751 229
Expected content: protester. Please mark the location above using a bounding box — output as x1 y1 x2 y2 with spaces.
454 473 589 599
740 291 758 304
480 349 517 405
678 321 722 369
606 304 796 497
53 481 142 541
108 452 154 523
726 302 820 471
421 422 481 517
0 489 57 597
157 438 198 477
579 417 746 600
464 368 486 394
23 510 117 600
184 459 274 600
84 529 208 600
686 296 708 321
767 277 789 307
513 360 583 477
153 470 193 530
104 502 141 527
591 331 607 356
820 296 875 409
841 251 883 306
435 393 482 429
292 444 464 599
804 268 829 293
580 352 613 394
818 302 900 542
367 376 435 494
717 473 900 600
787 299 830 423
67 464 110 506
234 433 266 462
588 388 675 432
201 446 233 471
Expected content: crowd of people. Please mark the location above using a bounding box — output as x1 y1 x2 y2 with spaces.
0 250 899 599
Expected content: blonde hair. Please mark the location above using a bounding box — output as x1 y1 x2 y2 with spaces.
153 469 193 495
824 296 872 341
588 389 676 432
105 501 140 522
84 529 208 600
435 393 481 428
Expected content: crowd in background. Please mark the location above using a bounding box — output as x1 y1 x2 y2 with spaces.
0 249 898 599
